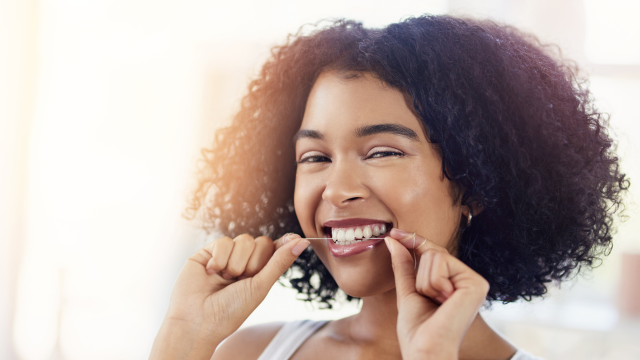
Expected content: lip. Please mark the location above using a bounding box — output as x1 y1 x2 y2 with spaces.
326 236 387 257
323 218 390 228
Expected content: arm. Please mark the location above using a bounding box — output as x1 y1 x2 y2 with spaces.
150 318 225 360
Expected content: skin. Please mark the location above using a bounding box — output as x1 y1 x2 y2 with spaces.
294 70 462 296
149 71 516 360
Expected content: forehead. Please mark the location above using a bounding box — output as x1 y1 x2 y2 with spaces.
300 71 426 137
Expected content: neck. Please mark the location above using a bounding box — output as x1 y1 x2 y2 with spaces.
343 288 402 355
350 288 399 339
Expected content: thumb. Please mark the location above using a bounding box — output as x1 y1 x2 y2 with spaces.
385 236 417 300
252 236 309 297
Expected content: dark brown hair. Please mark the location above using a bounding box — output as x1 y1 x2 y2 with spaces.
188 15 629 307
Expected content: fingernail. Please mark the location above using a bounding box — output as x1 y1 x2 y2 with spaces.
390 228 413 240
283 233 301 244
291 240 310 256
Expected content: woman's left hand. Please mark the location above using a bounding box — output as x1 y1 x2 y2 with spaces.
385 229 490 360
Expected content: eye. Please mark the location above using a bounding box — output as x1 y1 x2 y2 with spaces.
366 147 405 159
297 151 331 164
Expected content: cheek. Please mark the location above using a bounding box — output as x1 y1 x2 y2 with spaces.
374 164 459 246
370 163 434 214
293 174 322 235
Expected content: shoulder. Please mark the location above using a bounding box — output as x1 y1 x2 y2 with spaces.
212 322 285 360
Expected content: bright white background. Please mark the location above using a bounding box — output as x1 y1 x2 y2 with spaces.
1 0 640 359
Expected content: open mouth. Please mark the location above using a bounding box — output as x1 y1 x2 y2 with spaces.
320 219 393 257
323 222 391 245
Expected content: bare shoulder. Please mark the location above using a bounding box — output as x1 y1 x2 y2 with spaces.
211 322 285 360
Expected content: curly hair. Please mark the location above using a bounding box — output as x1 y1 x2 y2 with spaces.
187 15 629 307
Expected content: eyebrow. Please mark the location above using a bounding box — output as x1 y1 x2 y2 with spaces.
293 123 420 143
292 129 323 143
355 123 419 141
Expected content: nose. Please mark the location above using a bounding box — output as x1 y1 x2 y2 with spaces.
321 160 370 207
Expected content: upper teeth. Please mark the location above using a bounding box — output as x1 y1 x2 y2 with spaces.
330 224 387 245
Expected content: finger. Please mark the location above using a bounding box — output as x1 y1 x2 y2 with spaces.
252 237 310 298
415 249 442 301
425 272 489 342
273 233 301 250
388 228 447 258
223 234 256 278
205 237 234 273
384 237 417 301
190 237 226 267
243 236 275 277
430 251 455 298
419 254 490 341
189 242 215 267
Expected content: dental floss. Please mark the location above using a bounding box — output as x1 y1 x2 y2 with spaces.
413 234 417 269
302 238 386 240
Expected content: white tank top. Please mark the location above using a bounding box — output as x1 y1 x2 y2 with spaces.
256 320 545 360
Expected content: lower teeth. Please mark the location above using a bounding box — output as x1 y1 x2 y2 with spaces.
333 239 367 245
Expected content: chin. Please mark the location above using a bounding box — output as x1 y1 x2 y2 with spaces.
338 282 396 299
330 266 396 299
311 240 397 299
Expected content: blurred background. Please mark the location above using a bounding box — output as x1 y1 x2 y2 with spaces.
1 0 640 359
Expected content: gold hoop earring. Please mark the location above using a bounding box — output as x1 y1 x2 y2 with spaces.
467 211 473 227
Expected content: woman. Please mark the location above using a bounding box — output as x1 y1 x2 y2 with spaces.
150 15 628 360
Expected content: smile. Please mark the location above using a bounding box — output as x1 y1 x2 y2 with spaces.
322 219 392 257
329 223 387 244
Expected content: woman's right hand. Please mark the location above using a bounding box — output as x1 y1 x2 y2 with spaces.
149 233 310 360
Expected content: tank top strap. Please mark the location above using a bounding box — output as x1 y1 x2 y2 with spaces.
510 349 546 360
256 320 328 360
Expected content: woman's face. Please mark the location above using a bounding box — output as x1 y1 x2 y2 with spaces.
294 71 464 298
